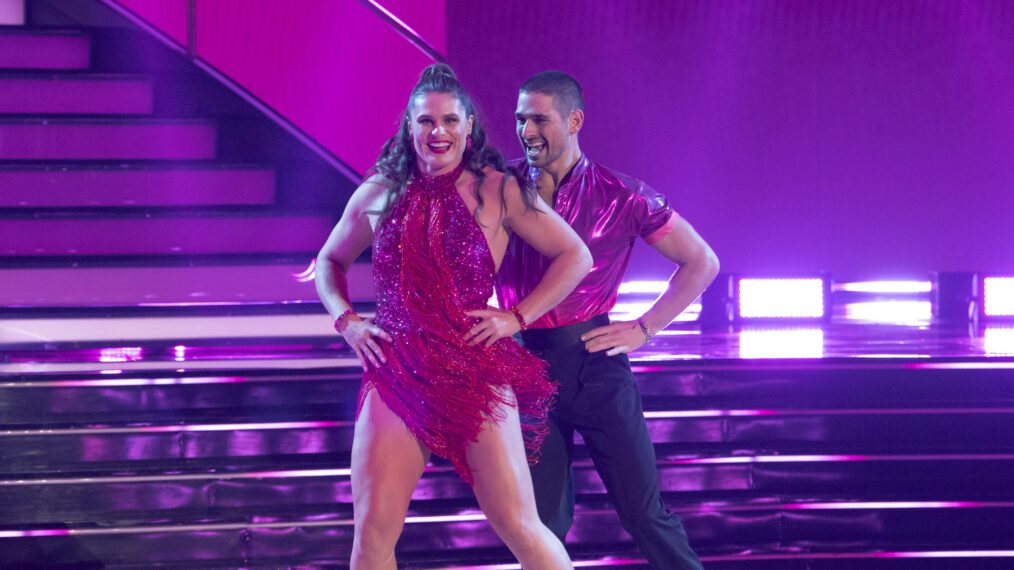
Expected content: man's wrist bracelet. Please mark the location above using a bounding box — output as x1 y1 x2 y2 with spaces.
636 317 653 342
509 306 528 332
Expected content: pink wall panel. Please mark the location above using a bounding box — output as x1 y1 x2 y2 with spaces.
195 0 436 175
374 0 446 54
112 0 188 47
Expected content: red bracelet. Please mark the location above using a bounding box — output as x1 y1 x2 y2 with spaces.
509 306 528 332
333 309 357 333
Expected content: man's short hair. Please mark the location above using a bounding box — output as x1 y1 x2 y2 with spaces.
520 70 585 114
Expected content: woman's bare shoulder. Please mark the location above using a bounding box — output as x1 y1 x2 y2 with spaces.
349 174 395 212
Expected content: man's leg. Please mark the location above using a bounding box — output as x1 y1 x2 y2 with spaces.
522 333 587 544
575 351 703 570
529 411 575 541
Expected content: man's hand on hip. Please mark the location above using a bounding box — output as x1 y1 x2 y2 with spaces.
581 321 648 356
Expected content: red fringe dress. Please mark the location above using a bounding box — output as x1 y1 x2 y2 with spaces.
358 163 556 484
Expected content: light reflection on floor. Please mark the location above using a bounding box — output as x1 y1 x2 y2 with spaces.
1 312 1009 375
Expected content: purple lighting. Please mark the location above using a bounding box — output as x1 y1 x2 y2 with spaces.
98 346 144 363
737 278 826 319
984 327 1014 356
844 300 933 325
0 529 71 539
0 0 25 25
0 420 347 437
984 277 1014 317
662 453 1014 465
292 258 316 283
836 280 933 293
738 328 824 359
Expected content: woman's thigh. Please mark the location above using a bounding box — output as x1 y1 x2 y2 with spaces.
352 389 431 523
466 388 540 523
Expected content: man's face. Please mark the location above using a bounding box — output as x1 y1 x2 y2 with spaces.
515 91 576 170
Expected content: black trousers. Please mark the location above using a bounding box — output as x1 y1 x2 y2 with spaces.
521 314 703 570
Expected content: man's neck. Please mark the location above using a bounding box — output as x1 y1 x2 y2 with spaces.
536 146 582 206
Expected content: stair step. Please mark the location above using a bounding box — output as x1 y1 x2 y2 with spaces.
0 75 153 114
3 459 1012 520
0 163 275 207
3 409 1012 455
0 259 367 308
0 3 25 26
0 313 349 348
0 29 90 70
0 503 1011 567
0 119 216 160
0 212 334 256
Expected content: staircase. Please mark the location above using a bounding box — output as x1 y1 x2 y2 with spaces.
0 6 355 309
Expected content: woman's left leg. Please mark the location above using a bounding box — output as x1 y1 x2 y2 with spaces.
466 388 572 570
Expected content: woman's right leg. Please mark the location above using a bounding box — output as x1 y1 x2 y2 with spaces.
467 389 572 569
351 388 431 570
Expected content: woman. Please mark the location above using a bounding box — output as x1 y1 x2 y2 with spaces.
315 64 591 569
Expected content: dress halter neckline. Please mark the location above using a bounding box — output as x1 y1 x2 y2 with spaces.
410 161 465 192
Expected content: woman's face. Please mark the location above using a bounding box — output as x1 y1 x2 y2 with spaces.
409 91 473 176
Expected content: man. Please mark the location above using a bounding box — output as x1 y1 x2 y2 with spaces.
495 71 718 569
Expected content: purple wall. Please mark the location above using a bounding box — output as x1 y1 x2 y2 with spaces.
379 0 447 54
448 0 1014 279
111 0 187 46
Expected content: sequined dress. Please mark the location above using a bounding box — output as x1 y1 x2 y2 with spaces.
359 163 556 484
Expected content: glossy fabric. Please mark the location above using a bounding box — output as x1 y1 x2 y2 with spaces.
521 315 704 569
495 156 678 329
362 164 556 484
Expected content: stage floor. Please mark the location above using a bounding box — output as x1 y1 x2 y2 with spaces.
2 312 1012 376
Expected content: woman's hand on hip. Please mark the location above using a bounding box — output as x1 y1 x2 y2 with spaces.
341 317 393 370
463 308 521 347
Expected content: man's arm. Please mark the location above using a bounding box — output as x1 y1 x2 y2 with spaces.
464 175 592 346
582 215 719 355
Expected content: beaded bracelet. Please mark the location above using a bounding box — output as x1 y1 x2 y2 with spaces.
509 306 528 332
333 308 358 333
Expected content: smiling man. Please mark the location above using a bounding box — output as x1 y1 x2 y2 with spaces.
495 70 718 569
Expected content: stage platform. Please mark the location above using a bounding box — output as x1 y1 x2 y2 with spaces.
2 305 1013 569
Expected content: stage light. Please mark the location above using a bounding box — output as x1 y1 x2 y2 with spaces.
844 301 933 326
614 280 701 323
738 328 824 359
984 327 1014 356
617 280 668 295
836 280 932 294
98 347 144 363
736 277 829 320
983 277 1014 317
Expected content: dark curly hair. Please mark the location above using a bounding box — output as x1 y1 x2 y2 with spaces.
371 63 537 220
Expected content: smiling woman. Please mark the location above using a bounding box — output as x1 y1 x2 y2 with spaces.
409 92 470 174
313 63 590 569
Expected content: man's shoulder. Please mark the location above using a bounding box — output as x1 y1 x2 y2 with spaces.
584 159 649 196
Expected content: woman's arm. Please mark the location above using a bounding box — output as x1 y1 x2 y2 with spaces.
315 177 393 368
465 175 592 345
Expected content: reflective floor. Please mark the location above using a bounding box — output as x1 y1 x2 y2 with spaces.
3 306 1014 568
2 310 1011 375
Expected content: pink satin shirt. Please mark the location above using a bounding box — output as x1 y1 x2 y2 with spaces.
495 156 678 329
